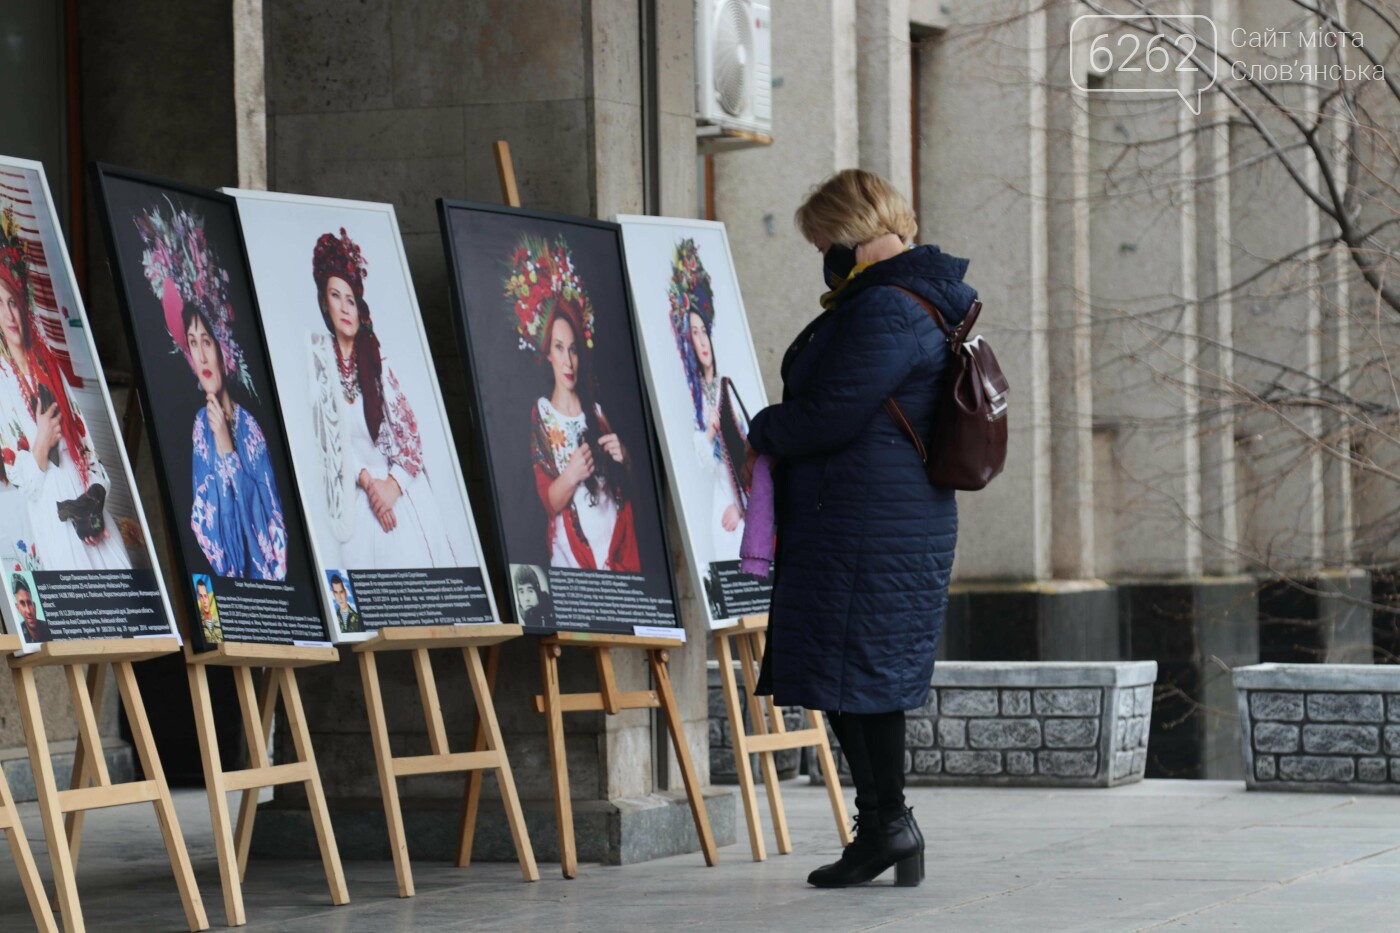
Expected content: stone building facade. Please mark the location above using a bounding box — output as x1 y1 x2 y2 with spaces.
0 0 1392 853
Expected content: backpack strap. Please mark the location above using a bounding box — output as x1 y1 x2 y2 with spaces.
888 284 982 355
881 397 927 464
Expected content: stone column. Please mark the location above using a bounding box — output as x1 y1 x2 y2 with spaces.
855 0 912 200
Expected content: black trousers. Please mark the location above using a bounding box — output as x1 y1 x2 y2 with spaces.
827 710 906 822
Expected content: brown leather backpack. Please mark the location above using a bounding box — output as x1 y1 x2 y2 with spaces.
881 285 1009 491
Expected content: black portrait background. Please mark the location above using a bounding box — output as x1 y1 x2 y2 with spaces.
440 202 678 634
93 168 327 650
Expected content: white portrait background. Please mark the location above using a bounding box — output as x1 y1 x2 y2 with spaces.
618 216 770 629
230 190 497 639
0 156 178 646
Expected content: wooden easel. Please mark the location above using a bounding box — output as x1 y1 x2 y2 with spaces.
8 637 206 933
86 535 351 926
714 616 851 860
0 634 57 933
354 623 536 897
184 641 348 926
482 140 717 879
531 632 717 878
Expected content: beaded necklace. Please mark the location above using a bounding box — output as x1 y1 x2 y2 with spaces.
335 341 360 403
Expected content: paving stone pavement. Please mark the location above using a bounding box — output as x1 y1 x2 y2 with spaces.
2 779 1398 931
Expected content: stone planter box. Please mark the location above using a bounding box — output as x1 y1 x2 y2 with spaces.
1235 663 1400 793
813 661 1158 788
706 661 805 784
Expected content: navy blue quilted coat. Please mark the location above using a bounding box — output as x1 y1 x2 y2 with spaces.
748 245 976 714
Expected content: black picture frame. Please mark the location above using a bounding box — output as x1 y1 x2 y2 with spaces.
91 163 330 651
437 199 681 636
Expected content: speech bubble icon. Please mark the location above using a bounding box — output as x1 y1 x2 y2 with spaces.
1070 14 1218 115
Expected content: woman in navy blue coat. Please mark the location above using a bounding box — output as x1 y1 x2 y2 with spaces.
747 169 976 888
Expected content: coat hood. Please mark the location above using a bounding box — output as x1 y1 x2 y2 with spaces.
844 244 979 325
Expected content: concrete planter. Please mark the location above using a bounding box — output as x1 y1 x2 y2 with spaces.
813 661 1158 788
1235 663 1400 793
706 661 805 784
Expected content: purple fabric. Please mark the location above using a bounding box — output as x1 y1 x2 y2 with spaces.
740 454 775 578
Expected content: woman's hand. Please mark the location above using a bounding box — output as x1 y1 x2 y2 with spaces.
564 443 595 486
365 476 402 532
721 504 741 532
32 402 61 472
706 410 720 442
546 445 594 515
597 433 627 465
206 393 234 455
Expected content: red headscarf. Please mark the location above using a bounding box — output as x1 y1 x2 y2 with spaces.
0 252 88 487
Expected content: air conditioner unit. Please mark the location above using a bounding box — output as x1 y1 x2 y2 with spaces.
695 0 772 145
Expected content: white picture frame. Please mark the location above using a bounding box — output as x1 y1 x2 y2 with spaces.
0 155 180 650
227 188 501 642
617 215 772 630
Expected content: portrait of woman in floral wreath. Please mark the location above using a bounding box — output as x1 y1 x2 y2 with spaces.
668 238 751 563
306 227 456 568
135 199 289 581
0 207 133 573
506 233 641 572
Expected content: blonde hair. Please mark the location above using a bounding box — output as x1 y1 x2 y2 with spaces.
794 169 918 247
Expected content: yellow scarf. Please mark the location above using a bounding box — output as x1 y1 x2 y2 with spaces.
818 260 876 310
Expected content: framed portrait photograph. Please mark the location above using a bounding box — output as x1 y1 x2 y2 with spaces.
438 201 680 636
92 164 329 650
227 189 499 641
617 216 772 628
0 156 177 649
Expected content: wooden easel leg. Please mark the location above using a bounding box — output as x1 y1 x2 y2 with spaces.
279 669 349 905
808 709 853 845
649 649 718 867
539 642 576 879
116 661 208 932
63 662 107 867
463 646 537 881
714 632 765 861
188 663 243 927
456 644 498 867
233 667 278 879
0 759 57 933
13 664 84 932
737 632 790 854
358 651 413 897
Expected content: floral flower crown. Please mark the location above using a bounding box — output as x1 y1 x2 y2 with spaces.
0 208 33 314
503 233 595 356
134 197 257 399
667 238 716 430
313 227 368 300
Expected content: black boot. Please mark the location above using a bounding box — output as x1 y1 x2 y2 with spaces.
893 808 925 887
807 808 921 887
807 812 880 887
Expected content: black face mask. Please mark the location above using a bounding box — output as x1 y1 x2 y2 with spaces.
823 244 858 288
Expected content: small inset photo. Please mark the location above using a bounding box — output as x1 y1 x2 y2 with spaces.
511 564 556 629
326 571 363 635
9 571 50 643
192 574 222 645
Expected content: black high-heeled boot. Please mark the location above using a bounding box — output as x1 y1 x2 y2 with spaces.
807 808 921 887
893 808 924 887
807 812 880 887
